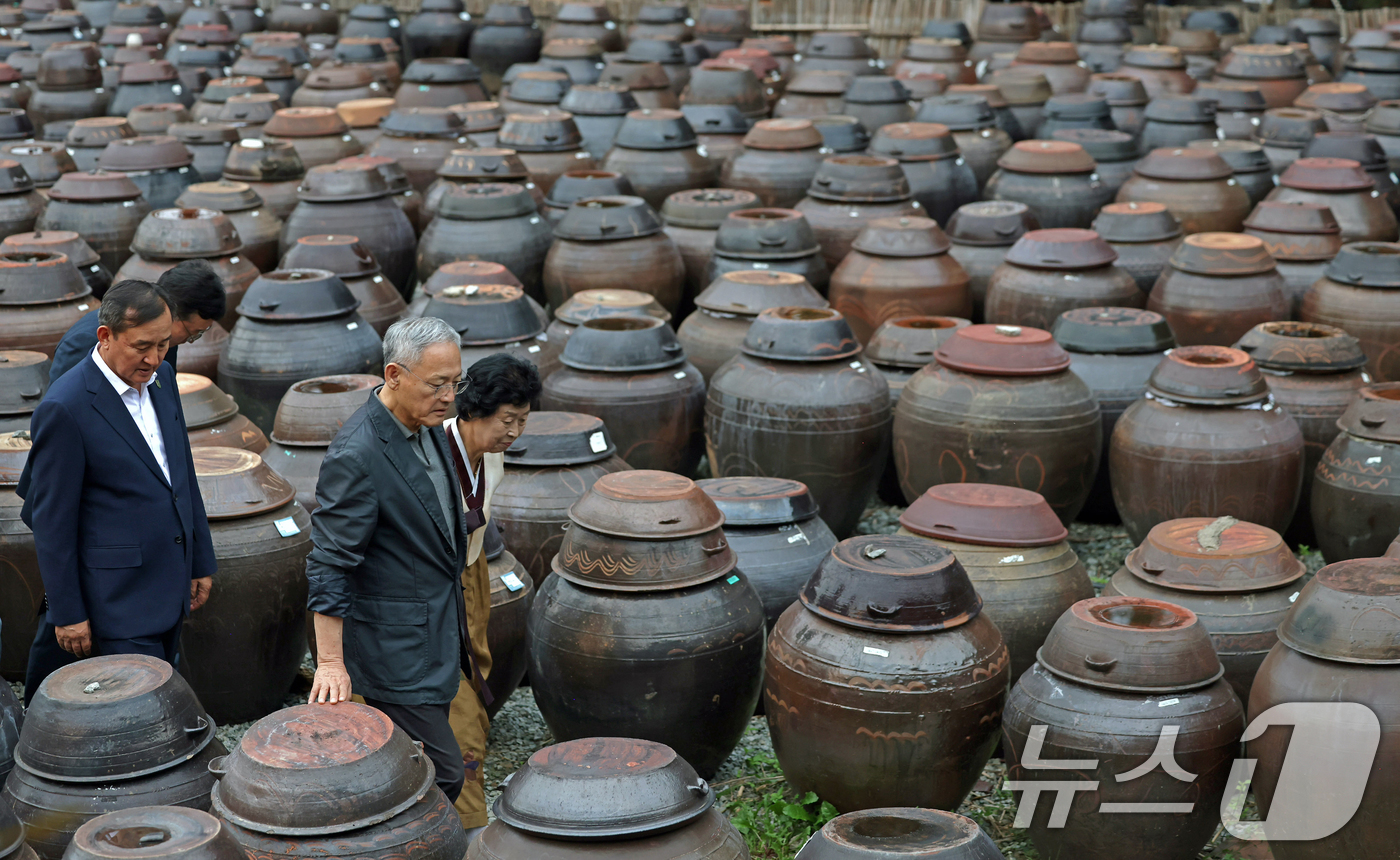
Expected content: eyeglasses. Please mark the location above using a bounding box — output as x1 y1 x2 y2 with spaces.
394 363 467 397
184 326 207 345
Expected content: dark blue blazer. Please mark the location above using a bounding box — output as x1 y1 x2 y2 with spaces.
18 353 215 639
48 309 179 385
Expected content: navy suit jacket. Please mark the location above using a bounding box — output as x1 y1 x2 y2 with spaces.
48 309 179 385
18 353 215 639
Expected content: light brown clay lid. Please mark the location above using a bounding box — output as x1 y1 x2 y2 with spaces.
118 59 179 84
129 104 194 135
269 374 380 447
542 37 604 61
1015 40 1079 64
336 96 394 128
694 270 825 316
97 135 193 171
435 147 529 180
569 469 725 538
176 179 263 212
177 372 240 429
696 476 818 527
1147 345 1269 405
867 122 959 162
231 55 295 81
0 430 31 486
799 536 983 633
1235 320 1366 371
945 200 1039 247
46 169 144 201
1123 44 1186 69
421 260 523 295
200 76 268 104
1092 201 1183 243
783 69 852 95
0 251 89 305
741 118 823 151
280 234 379 279
192 446 296 518
1242 200 1341 235
1 230 98 267
1124 516 1305 591
850 215 951 257
263 106 350 138
1295 82 1378 113
1037 596 1225 692
65 117 135 149
131 207 241 259
988 68 1052 104
553 288 671 325
946 82 1008 109
1005 227 1117 270
1170 232 1276 276
660 188 759 229
1278 156 1374 191
996 139 1095 174
169 121 241 146
865 316 969 369
1277 557 1400 664
335 156 410 196
1217 43 1306 80
899 482 1067 546
304 61 376 90
934 323 1071 376
1168 28 1221 54
740 306 862 362
1133 146 1234 181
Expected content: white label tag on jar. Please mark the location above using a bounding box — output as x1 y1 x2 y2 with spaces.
999 554 1025 564
501 572 525 592
1158 698 1180 708
862 646 889 658
346 322 358 330
527 345 540 353
787 528 808 545
1290 591 1300 603
77 304 89 311
588 431 607 453
274 517 301 537
674 371 687 379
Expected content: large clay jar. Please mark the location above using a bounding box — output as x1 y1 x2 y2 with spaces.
395 58 486 112
773 69 850 119
1243 200 1343 316
220 139 305 222
558 85 638 160
541 37 606 88
1091 201 1183 293
1052 307 1174 522
526 472 766 778
600 108 716 210
982 140 1113 230
260 107 363 170
0 251 93 357
402 0 472 65
795 155 921 273
3 656 227 860
1148 232 1291 347
1255 107 1328 175
1312 382 1400 560
178 373 268 452
707 306 888 538
472 738 748 860
0 430 40 680
0 348 47 432
540 317 702 473
1185 139 1277 210
365 107 472 195
65 117 135 172
266 0 336 34
1010 40 1091 94
468 4 541 95
175 179 282 272
719 118 827 209
1245 557 1400 860
766 535 1009 811
37 170 152 275
798 809 1006 860
0 159 42 239
542 169 635 226
1235 321 1365 547
27 41 108 128
1302 242 1400 381
181 446 309 724
93 134 198 211
839 75 912 131
544 195 685 314
897 483 1093 683
1366 99 1400 172
498 69 571 116
913 94 1013 190
280 234 404 336
892 37 977 86
1215 44 1309 108
660 187 758 306
1 230 108 303
829 216 972 343
260 373 376 511
220 268 384 433
543 288 668 345
280 161 417 296
1110 344 1305 543
415 182 551 299
1197 80 1268 140
2 143 75 194
706 207 830 294
865 122 979 228
1103 517 1305 704
495 111 596 196
478 520 533 711
945 201 1039 323
1116 147 1254 234
114 207 256 329
1002 596 1245 860
1266 157 1400 243
1087 73 1150 136
1114 44 1197 98
893 323 1101 522
491 411 630 587
986 228 1142 330
423 147 541 221
677 270 826 382
696 476 837 631
1302 131 1400 217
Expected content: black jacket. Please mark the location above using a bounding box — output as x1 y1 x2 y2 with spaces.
306 392 469 705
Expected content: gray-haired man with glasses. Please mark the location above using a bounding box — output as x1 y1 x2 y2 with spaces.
305 316 479 809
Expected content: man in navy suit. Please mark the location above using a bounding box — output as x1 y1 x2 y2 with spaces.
19 280 217 702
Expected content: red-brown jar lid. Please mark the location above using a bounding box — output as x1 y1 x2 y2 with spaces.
280 234 380 279
118 59 179 84
1278 156 1375 191
799 536 983 633
1124 517 1305 592
1053 307 1175 355
866 316 968 368
1295 82 1378 113
741 118 822 151
934 323 1071 376
501 411 615 467
995 139 1095 174
1217 43 1306 80
1242 200 1340 235
1325 241 1400 287
1005 228 1117 270
336 97 394 128
263 106 350 138
851 215 950 257
569 469 724 538
0 251 89 305
1235 321 1366 371
1277 557 1400 664
131 207 241 258
1014 40 1079 64
66 117 135 149
1169 232 1277 276
1123 44 1186 69
96 135 193 171
694 270 824 316
0 64 19 84
1037 596 1224 692
1133 147 1235 181
867 122 959 162
1092 201 1183 243
899 482 1067 546
1146 345 1269 405
47 169 144 201
304 61 375 90
297 161 389 203
696 476 820 527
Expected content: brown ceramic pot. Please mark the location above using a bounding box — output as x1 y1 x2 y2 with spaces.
944 200 1040 323
794 155 922 272
986 228 1143 329
1302 242 1400 382
1116 147 1254 234
1266 157 1400 243
1091 201 1184 293
677 270 826 382
1148 232 1291 347
543 195 686 314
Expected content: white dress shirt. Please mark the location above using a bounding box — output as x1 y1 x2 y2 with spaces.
92 344 171 484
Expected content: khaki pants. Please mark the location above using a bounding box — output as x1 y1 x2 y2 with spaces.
449 549 493 829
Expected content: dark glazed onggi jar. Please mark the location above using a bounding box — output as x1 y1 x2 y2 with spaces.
1147 232 1290 347
544 195 686 315
794 154 923 272
945 200 1039 322
984 139 1115 229
1302 242 1400 382
1091 201 1184 294
1115 146 1253 235
1311 383 1400 561
985 228 1143 329
765 536 1009 812
892 323 1102 523
1109 345 1305 543
677 270 826 382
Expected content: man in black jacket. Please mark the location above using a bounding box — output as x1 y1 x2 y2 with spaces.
306 316 473 804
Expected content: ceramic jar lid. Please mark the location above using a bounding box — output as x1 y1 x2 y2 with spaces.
1277 557 1400 664
281 234 380 279
507 70 571 105
1144 95 1217 123
1256 108 1326 147
989 68 1052 104
545 37 605 62
806 154 910 203
303 62 376 91
0 159 31 194
192 447 295 518
96 135 193 171
494 738 713 840
1217 44 1306 79
1169 232 1277 276
423 283 544 344
784 69 854 96
695 270 824 316
696 476 820 527
570 469 724 538
2 231 97 267
422 260 524 295
1235 321 1366 371
800 536 982 633
117 59 179 84
679 103 747 134
1053 307 1175 355
660 187 758 229
1296 82 1378 113
1037 596 1224 692
66 117 135 149
625 38 684 65
996 139 1095 175
914 93 994 130
235 268 359 321
899 482 1067 546
809 115 870 153
132 207 240 259
554 195 663 241
1050 128 1137 163
1242 200 1340 235
560 315 684 371
1278 156 1374 191
1124 516 1305 592
438 182 536 220
934 323 1071 376
452 101 506 132
867 122 959 162
435 147 529 181
221 139 306 182
546 170 635 210
553 289 671 325
1195 81 1267 112
1043 93 1111 121
0 350 48 414
1123 45 1186 70
502 411 616 465
1087 73 1148 105
1187 139 1272 175
845 75 909 104
296 162 389 203
713 208 822 259
0 251 89 305
1133 147 1234 181
741 117 823 151
269 374 379 446
402 57 481 85
851 216 950 257
799 810 999 860
1184 8 1241 32
1147 345 1270 405
945 200 1039 247
169 122 240 147
1005 228 1117 270
380 107 466 139
740 306 861 362
498 111 585 152
1325 241 1400 287
613 108 697 150
263 107 351 139
865 316 969 368
1302 132 1390 170
200 76 268 104
1338 382 1400 442
558 85 637 117
176 180 263 212
1092 201 1182 243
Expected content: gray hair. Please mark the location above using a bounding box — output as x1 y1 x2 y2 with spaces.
382 317 461 369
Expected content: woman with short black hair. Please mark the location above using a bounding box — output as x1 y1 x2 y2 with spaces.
442 352 542 841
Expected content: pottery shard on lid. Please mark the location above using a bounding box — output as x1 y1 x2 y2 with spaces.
1052 307 1175 355
503 411 616 465
1125 516 1305 591
899 482 1067 546
1278 156 1375 191
934 323 1071 376
996 139 1095 175
1005 228 1117 270
1277 556 1400 664
696 476 820 527
569 469 725 538
1147 345 1270 405
800 535 983 632
740 306 862 362
1036 596 1225 692
1170 232 1277 276
1133 147 1235 181
1235 321 1366 371
851 216 950 257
